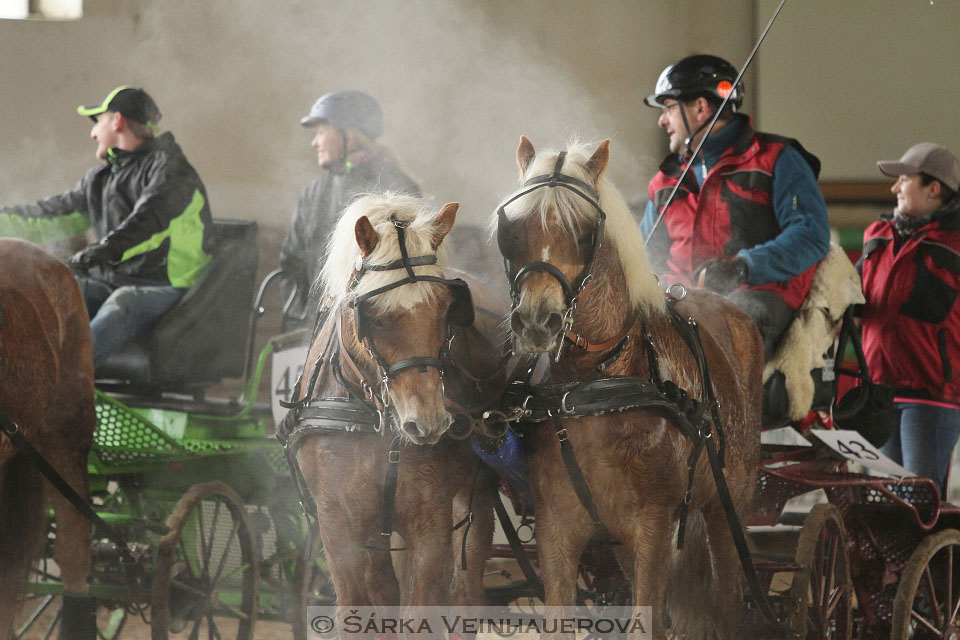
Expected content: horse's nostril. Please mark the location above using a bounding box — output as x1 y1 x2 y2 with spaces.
402 421 423 437
545 312 563 334
510 311 525 334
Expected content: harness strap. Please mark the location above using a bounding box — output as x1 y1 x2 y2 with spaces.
366 446 406 552
358 254 436 275
551 415 618 544
503 375 664 421
666 301 727 466
452 458 482 570
564 328 628 353
703 427 781 628
493 492 545 602
0 410 137 565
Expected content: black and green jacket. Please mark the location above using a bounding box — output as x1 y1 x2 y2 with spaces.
0 132 216 288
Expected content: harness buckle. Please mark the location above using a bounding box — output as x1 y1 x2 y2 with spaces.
560 391 576 415
556 428 569 442
388 450 400 464
666 283 687 300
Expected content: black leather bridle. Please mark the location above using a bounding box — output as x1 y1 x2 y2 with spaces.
496 151 607 361
349 217 474 401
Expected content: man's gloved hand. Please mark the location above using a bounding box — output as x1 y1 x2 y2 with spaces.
68 243 120 271
696 256 749 296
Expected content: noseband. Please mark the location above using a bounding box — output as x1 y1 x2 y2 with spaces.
497 151 607 360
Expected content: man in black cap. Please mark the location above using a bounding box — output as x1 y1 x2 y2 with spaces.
278 90 420 331
640 54 830 359
0 86 217 371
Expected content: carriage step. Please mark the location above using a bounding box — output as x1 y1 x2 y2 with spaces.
778 510 809 526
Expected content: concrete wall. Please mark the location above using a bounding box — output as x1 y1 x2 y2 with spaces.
0 0 755 250
755 0 960 181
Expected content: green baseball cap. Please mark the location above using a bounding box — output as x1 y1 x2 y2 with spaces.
77 86 161 130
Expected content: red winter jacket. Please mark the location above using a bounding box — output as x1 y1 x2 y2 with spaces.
647 121 820 310
861 196 960 403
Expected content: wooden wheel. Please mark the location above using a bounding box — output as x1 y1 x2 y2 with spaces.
891 529 960 640
151 481 259 640
790 504 853 639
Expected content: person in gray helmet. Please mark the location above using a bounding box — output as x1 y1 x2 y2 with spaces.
278 90 420 331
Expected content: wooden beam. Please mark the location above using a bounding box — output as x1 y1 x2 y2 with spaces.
820 181 895 205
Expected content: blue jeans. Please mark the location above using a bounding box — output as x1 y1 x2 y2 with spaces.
880 402 960 496
76 276 184 370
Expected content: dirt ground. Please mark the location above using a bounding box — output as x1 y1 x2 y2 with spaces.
15 600 295 639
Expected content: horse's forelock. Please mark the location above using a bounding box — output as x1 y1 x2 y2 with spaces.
320 193 450 312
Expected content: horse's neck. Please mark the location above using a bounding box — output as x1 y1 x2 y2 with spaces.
551 248 645 380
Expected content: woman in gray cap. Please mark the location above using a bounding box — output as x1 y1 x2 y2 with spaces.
859 142 960 495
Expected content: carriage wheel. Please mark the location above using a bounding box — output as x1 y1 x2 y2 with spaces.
789 504 853 640
151 481 259 640
891 528 960 640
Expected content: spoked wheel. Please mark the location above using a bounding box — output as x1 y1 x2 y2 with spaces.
151 481 259 640
790 504 853 639
891 528 960 640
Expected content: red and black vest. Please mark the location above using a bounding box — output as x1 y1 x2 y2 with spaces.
861 200 960 404
647 118 820 310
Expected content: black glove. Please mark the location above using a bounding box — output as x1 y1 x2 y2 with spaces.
696 257 749 296
68 243 120 271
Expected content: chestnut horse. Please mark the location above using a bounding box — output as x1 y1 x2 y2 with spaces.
281 195 505 618
0 239 96 638
494 138 762 638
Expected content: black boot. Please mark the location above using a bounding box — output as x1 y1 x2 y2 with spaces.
59 594 97 640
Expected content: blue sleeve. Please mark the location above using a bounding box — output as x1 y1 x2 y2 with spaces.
737 145 830 285
640 198 657 240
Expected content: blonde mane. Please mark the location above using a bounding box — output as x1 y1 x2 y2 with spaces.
320 193 450 311
496 141 665 314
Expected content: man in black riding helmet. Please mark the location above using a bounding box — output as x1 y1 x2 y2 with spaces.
279 90 420 331
640 54 830 359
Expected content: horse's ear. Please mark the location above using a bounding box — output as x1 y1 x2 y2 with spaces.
354 216 379 258
517 135 536 178
432 202 459 249
584 139 611 182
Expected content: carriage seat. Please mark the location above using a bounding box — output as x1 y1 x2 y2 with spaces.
95 220 259 390
760 243 865 428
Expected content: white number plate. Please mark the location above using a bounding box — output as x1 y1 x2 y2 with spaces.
271 345 309 425
811 429 915 478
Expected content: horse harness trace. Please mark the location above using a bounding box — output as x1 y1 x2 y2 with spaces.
497 157 781 627
276 217 485 554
